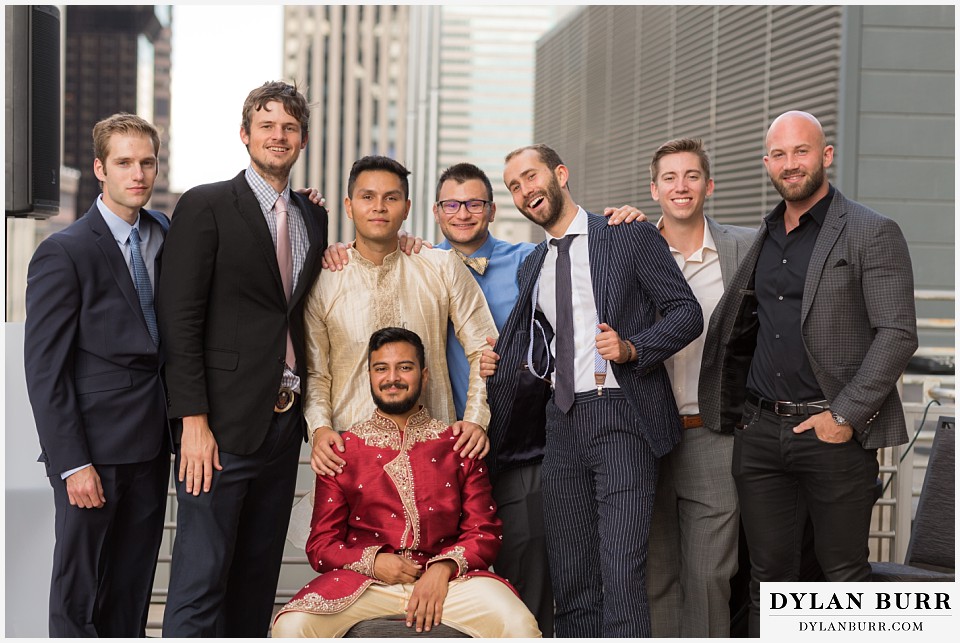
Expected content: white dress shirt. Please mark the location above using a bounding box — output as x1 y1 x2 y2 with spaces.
657 216 724 415
538 206 620 394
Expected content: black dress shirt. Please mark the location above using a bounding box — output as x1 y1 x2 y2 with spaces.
747 186 835 402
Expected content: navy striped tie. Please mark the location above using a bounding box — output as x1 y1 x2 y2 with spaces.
129 227 159 345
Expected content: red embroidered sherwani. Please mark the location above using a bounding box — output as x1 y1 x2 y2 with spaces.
277 407 509 617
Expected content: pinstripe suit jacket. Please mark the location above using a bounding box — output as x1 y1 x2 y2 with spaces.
486 212 703 461
699 189 918 448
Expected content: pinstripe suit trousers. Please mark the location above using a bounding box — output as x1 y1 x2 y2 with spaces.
541 391 658 638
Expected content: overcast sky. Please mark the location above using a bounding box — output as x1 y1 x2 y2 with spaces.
168 5 283 193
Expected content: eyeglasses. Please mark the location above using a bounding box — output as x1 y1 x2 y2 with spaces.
437 199 491 215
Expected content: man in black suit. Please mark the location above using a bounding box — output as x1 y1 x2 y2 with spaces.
488 144 702 637
24 113 170 637
158 81 328 637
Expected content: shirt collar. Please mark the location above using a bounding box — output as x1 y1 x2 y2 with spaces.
245 165 291 213
436 232 496 259
545 205 588 242
97 195 140 244
765 184 835 229
655 215 717 251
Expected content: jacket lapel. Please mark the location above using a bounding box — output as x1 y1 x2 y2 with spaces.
801 192 846 324
232 173 286 301
587 213 609 321
708 216 739 289
288 190 321 310
86 205 145 325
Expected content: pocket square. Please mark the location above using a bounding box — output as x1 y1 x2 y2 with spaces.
834 258 849 267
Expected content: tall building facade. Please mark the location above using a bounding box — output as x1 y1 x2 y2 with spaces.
283 5 412 242
63 5 173 217
534 5 954 351
434 5 574 243
282 5 571 243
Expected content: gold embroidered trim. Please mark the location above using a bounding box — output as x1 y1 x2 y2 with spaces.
275 580 374 616
384 450 419 551
343 545 380 578
350 407 446 450
428 545 469 577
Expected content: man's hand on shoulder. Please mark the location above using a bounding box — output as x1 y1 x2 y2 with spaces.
450 421 489 459
294 187 326 208
311 426 346 476
603 204 647 226
65 465 105 509
398 230 432 255
406 560 456 632
321 242 352 272
373 552 422 585
179 414 222 495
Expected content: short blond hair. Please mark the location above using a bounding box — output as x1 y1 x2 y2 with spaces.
92 113 160 163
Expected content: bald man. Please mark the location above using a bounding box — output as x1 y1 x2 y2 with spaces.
699 111 917 636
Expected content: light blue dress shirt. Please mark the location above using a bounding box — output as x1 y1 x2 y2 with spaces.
437 234 535 419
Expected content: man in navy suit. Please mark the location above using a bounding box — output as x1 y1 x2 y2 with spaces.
24 113 170 637
487 144 702 637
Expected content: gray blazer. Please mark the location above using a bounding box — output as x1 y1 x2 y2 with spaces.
698 216 758 433
699 189 918 449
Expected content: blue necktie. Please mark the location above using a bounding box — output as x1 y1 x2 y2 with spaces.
551 235 576 413
129 227 159 345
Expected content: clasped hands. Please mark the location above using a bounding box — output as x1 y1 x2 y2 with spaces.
373 553 457 632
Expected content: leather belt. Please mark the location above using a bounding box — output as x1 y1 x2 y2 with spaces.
274 387 297 413
746 392 829 417
680 414 703 429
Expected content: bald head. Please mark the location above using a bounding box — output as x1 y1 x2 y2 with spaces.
763 110 833 206
765 111 826 152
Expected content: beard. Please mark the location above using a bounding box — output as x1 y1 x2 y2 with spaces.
520 173 565 229
371 380 421 416
770 161 826 202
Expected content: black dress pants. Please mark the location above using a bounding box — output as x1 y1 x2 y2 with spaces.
732 400 879 637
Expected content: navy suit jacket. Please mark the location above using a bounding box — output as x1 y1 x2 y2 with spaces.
158 172 328 454
487 212 703 465
24 201 170 477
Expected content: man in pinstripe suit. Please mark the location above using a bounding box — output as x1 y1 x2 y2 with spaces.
700 111 918 636
644 138 757 638
488 144 703 637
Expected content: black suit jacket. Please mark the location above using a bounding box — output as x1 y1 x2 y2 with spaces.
487 213 703 470
24 202 170 477
158 171 328 454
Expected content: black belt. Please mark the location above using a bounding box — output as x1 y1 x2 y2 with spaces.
746 392 829 417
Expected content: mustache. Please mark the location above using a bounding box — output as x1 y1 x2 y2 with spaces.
379 381 409 391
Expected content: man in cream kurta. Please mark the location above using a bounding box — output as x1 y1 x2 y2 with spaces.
290 156 497 546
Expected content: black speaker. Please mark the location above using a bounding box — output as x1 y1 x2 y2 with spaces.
5 5 61 218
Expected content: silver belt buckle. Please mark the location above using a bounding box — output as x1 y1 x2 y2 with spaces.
274 386 295 413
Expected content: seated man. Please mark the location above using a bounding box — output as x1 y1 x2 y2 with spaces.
272 327 541 638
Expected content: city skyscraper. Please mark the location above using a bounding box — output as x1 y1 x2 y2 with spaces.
63 5 172 216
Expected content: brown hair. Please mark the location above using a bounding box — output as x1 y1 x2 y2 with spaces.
649 138 711 182
504 144 565 171
241 81 310 136
92 113 160 163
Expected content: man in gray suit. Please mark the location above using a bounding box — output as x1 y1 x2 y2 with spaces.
644 138 755 638
701 111 918 636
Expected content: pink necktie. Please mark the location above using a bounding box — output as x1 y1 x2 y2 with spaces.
275 195 296 371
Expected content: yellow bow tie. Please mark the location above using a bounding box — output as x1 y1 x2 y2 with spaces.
454 249 489 275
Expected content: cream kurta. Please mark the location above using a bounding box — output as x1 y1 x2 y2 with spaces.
303 246 497 433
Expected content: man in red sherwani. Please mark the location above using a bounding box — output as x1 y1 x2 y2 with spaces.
272 327 541 637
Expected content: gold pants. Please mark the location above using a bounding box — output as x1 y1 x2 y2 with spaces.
272 576 542 638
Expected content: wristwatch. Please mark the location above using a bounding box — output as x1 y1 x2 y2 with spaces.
831 411 850 426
